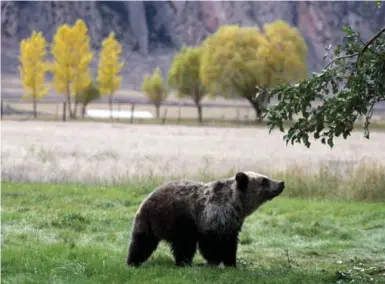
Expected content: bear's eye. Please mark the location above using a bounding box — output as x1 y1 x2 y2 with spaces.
261 177 269 187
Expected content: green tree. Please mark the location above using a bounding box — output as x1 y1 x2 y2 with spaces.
200 22 308 121
142 67 168 118
75 81 101 119
168 46 206 123
267 21 385 148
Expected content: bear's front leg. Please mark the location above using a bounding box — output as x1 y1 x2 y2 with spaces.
170 238 197 267
198 233 222 267
221 232 239 267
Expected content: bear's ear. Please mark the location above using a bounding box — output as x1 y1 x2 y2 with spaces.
235 172 249 191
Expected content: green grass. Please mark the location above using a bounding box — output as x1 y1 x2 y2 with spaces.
2 181 385 284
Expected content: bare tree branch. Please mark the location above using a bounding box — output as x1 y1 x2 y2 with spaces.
323 26 385 70
357 26 385 64
324 53 359 69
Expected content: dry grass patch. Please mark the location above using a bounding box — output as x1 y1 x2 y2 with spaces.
2 120 385 201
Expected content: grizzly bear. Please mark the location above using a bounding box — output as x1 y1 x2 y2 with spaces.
126 171 285 268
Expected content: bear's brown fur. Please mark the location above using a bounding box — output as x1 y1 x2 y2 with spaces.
126 171 285 267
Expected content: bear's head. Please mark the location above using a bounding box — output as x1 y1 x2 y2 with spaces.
234 171 285 216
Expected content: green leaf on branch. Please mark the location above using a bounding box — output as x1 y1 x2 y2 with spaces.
266 24 385 148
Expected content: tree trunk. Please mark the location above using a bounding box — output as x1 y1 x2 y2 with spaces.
73 96 78 119
67 96 71 119
109 95 113 119
196 103 202 124
66 87 74 119
81 104 87 119
253 102 263 122
33 96 37 119
194 90 203 124
62 102 67 121
155 105 160 119
246 97 263 122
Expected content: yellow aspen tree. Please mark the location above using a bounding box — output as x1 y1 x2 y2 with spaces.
51 19 94 119
71 20 94 118
19 31 49 118
51 24 72 118
97 32 124 118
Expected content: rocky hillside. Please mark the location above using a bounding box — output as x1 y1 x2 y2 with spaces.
2 1 384 90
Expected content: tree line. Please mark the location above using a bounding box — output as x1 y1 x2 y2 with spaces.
145 20 308 123
18 19 308 122
19 20 123 119
18 6 384 149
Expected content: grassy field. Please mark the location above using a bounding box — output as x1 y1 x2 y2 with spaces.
2 120 385 283
2 181 385 284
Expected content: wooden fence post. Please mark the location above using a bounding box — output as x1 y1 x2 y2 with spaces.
162 108 168 124
177 104 182 124
130 103 135 124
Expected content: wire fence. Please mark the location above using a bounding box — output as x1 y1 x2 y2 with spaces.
2 98 385 125
0 99 258 125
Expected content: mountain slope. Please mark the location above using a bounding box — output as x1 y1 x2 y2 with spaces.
2 1 384 91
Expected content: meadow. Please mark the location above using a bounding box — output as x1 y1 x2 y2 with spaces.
2 120 385 283
2 182 385 284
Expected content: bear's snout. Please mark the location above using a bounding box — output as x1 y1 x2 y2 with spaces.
272 181 285 196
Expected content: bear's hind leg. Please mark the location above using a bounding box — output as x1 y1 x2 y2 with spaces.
126 232 159 267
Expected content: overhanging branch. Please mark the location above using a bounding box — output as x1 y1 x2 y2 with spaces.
324 26 385 70
324 53 359 69
357 26 385 64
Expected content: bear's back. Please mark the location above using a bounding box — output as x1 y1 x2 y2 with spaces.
152 180 207 200
138 180 208 219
